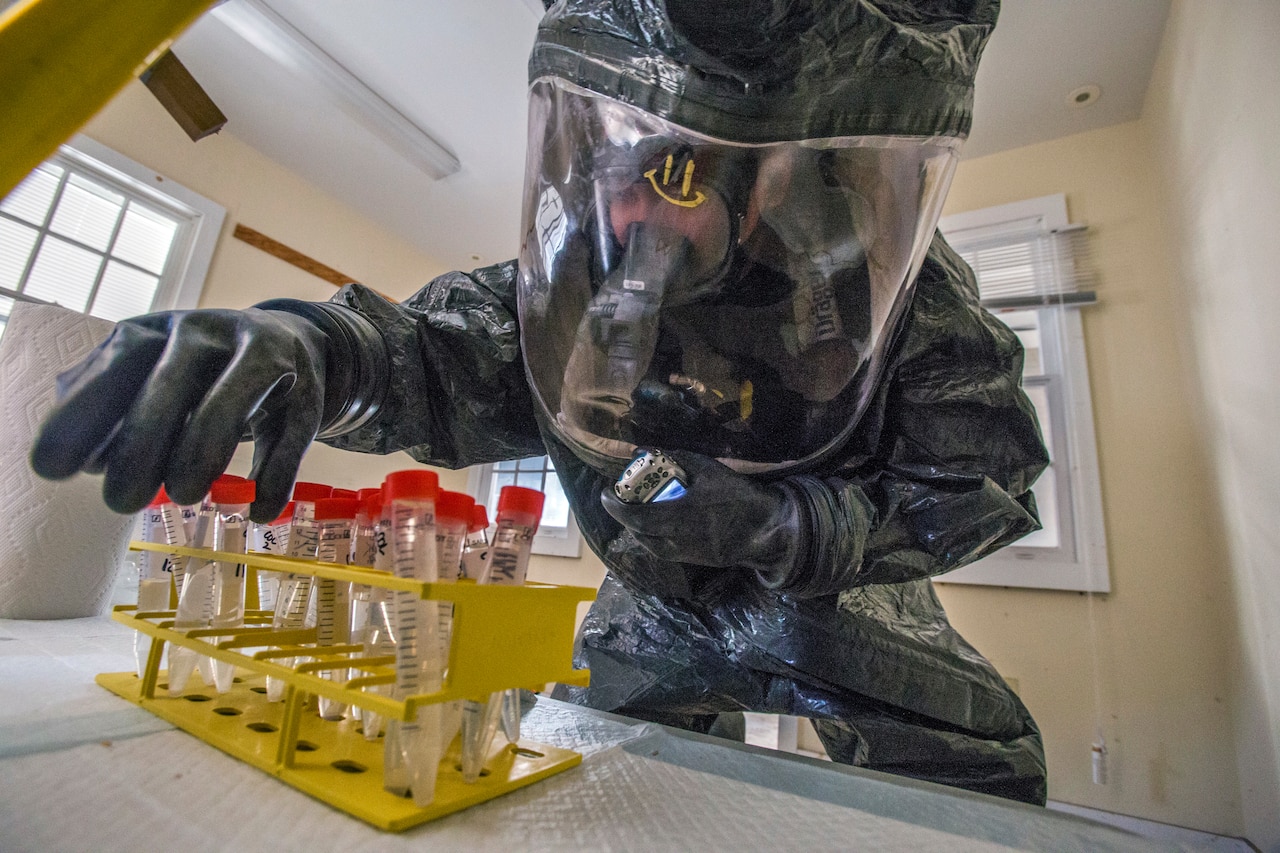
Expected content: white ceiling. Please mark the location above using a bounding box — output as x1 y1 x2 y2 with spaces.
172 0 1171 274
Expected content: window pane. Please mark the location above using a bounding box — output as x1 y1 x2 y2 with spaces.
0 163 64 225
1019 467 1060 548
23 236 102 310
485 455 574 531
113 204 178 274
996 309 1043 378
1017 383 1060 548
49 173 124 251
1023 383 1053 450
0 295 13 343
91 261 159 322
0 217 39 289
541 475 571 528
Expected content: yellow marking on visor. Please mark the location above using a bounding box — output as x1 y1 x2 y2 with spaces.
644 156 707 208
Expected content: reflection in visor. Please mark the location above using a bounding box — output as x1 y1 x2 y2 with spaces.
519 79 959 474
599 145 736 296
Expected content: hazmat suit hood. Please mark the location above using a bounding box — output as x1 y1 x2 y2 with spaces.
517 0 1000 477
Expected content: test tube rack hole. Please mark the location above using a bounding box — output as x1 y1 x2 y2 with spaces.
98 541 595 832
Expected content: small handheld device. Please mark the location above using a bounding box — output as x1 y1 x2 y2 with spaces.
614 450 688 504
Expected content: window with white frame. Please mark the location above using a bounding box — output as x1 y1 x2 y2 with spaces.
468 455 582 558
934 194 1110 593
0 134 224 340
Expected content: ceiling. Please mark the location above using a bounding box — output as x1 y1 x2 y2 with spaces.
171 0 1171 274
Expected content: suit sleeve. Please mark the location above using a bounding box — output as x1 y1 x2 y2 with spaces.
761 232 1050 595
316 260 546 469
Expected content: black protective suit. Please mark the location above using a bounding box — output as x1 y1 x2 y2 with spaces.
315 225 1048 802
30 0 1051 805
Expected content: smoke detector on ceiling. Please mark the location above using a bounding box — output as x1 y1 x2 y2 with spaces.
1067 84 1102 109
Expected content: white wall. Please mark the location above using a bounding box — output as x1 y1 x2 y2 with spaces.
1141 2 1280 847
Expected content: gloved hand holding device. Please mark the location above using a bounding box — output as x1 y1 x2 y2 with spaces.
601 448 872 598
29 300 387 523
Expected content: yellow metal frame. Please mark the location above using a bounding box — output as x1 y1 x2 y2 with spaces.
98 541 595 832
0 0 215 199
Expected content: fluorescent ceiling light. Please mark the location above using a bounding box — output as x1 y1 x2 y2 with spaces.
212 0 460 179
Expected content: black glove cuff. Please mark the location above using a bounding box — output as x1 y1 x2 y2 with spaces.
755 475 870 598
254 299 390 438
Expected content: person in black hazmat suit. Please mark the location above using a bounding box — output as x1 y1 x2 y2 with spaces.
30 0 1051 804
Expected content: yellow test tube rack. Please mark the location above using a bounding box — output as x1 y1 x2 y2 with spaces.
97 540 595 832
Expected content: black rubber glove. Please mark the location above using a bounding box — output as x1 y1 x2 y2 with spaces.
30 301 386 523
599 450 801 586
601 450 876 597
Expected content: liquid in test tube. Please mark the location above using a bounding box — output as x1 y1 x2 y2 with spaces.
347 488 384 730
168 475 246 694
134 487 186 678
250 500 294 612
361 487 396 742
458 504 490 581
463 486 545 781
210 477 256 693
434 490 474 754
266 482 331 701
313 497 359 720
382 470 443 806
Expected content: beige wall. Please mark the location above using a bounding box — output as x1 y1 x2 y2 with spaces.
937 124 1243 830
1140 2 1280 847
937 3 1280 841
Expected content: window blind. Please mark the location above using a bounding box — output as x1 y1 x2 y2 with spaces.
950 220 1097 310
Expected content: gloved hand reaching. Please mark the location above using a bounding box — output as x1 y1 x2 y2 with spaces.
29 300 387 522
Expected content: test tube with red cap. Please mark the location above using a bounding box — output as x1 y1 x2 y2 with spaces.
458 504 490 581
434 490 474 752
352 488 383 568
250 501 294 612
168 475 247 694
314 496 359 720
462 486 546 781
210 477 256 693
358 486 397 742
347 487 385 728
134 486 186 678
382 469 443 806
266 482 332 701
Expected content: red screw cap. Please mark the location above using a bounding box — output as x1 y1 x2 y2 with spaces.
383 470 439 503
357 488 383 519
314 497 360 521
437 490 475 524
269 501 296 525
211 477 257 505
291 482 333 503
497 486 545 528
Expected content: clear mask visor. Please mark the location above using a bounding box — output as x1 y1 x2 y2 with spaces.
519 79 960 475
